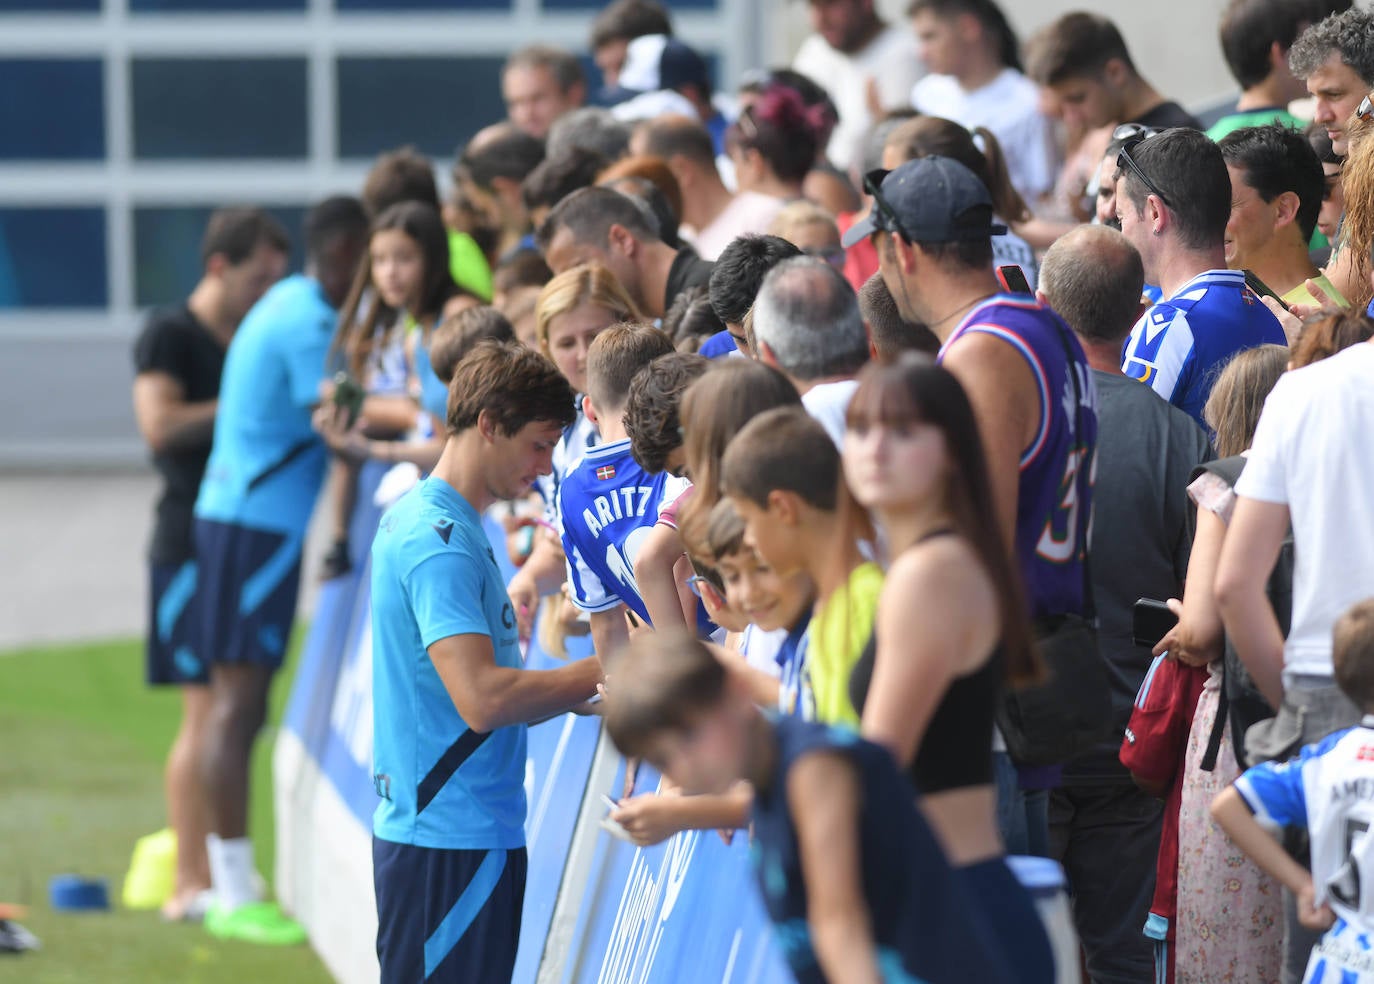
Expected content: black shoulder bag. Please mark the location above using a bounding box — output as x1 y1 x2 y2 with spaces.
994 326 1114 767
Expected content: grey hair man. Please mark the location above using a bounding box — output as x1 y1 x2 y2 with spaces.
1038 223 1212 984
752 255 870 446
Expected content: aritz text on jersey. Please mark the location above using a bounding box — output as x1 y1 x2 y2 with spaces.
582 487 656 539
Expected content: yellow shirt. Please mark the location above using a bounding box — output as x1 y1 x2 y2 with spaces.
1282 272 1348 310
807 561 884 729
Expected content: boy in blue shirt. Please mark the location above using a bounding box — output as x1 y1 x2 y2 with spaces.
370 341 602 983
187 197 368 945
1213 599 1374 984
558 324 712 657
604 630 1014 984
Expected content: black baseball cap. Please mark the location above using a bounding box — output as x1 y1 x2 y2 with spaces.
842 156 1007 248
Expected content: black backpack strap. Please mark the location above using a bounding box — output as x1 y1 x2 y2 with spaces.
1200 674 1229 772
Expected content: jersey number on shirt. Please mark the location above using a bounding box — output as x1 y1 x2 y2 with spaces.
1035 447 1089 564
1330 818 1371 910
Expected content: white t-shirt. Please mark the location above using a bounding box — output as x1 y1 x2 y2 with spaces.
911 68 1057 204
992 219 1039 291
740 624 786 679
691 191 786 261
801 378 859 449
793 24 924 173
1234 342 1374 679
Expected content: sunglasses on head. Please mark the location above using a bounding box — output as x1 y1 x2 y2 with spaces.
1111 123 1160 143
1116 136 1171 210
1358 93 1374 123
862 169 913 243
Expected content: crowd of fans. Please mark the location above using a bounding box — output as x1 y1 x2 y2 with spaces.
128 0 1374 981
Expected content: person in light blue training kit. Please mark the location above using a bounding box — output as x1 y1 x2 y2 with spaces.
1115 127 1287 428
370 340 603 983
187 196 369 946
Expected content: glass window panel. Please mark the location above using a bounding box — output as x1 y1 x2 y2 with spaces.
132 58 307 159
543 0 713 7
0 0 99 9
336 56 505 159
131 0 303 8
0 60 104 161
134 205 305 308
336 0 507 10
0 208 107 309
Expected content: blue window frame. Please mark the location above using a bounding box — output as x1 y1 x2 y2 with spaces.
336 56 505 159
0 60 105 161
0 208 108 309
134 205 305 308
132 58 308 159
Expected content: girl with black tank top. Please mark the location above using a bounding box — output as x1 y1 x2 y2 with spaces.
840 355 1054 984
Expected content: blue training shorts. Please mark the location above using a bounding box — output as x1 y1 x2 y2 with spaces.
188 518 302 671
373 839 526 983
146 560 210 686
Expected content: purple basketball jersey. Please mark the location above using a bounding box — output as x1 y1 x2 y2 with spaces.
938 295 1098 618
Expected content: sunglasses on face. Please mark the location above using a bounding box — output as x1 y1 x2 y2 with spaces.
1116 137 1171 210
862 169 913 243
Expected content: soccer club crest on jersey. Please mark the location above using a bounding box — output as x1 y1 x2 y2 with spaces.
596 464 616 481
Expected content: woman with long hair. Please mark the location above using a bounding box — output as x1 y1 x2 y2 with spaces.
727 83 831 206
842 353 1053 984
883 115 1041 287
1150 344 1289 983
321 200 465 577
505 263 643 639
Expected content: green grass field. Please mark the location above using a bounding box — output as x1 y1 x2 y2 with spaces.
0 636 332 983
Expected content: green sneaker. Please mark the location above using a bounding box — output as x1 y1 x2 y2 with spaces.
204 901 307 946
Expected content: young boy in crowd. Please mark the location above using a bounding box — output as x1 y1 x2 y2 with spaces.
558 324 711 660
703 498 816 719
622 351 710 631
605 497 818 846
604 630 1014 984
1213 598 1374 984
720 405 881 729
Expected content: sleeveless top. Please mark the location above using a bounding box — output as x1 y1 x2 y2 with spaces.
937 295 1097 620
750 716 1012 984
847 530 1000 793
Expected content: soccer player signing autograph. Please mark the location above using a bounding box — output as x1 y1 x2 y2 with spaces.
369 341 602 982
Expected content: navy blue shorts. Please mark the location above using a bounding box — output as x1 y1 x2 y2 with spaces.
146 560 210 686
373 839 526 983
960 857 1056 984
188 518 302 671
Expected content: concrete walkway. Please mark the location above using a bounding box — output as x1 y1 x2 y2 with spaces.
0 470 325 652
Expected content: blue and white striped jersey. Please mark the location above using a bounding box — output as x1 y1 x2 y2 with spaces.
1236 719 1374 938
1120 269 1285 429
557 438 712 633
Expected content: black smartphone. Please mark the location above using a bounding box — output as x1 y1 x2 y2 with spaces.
1132 598 1177 649
1243 268 1283 303
996 264 1033 296
332 371 365 428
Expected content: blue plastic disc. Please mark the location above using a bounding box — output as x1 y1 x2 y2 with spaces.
49 876 110 912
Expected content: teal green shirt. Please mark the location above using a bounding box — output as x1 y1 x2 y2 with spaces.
1206 108 1306 141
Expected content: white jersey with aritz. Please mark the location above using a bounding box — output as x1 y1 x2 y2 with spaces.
556 437 691 626
1236 719 1374 934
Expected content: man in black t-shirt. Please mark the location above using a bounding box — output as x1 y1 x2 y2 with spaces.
130 206 288 923
1026 11 1203 132
537 185 713 319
